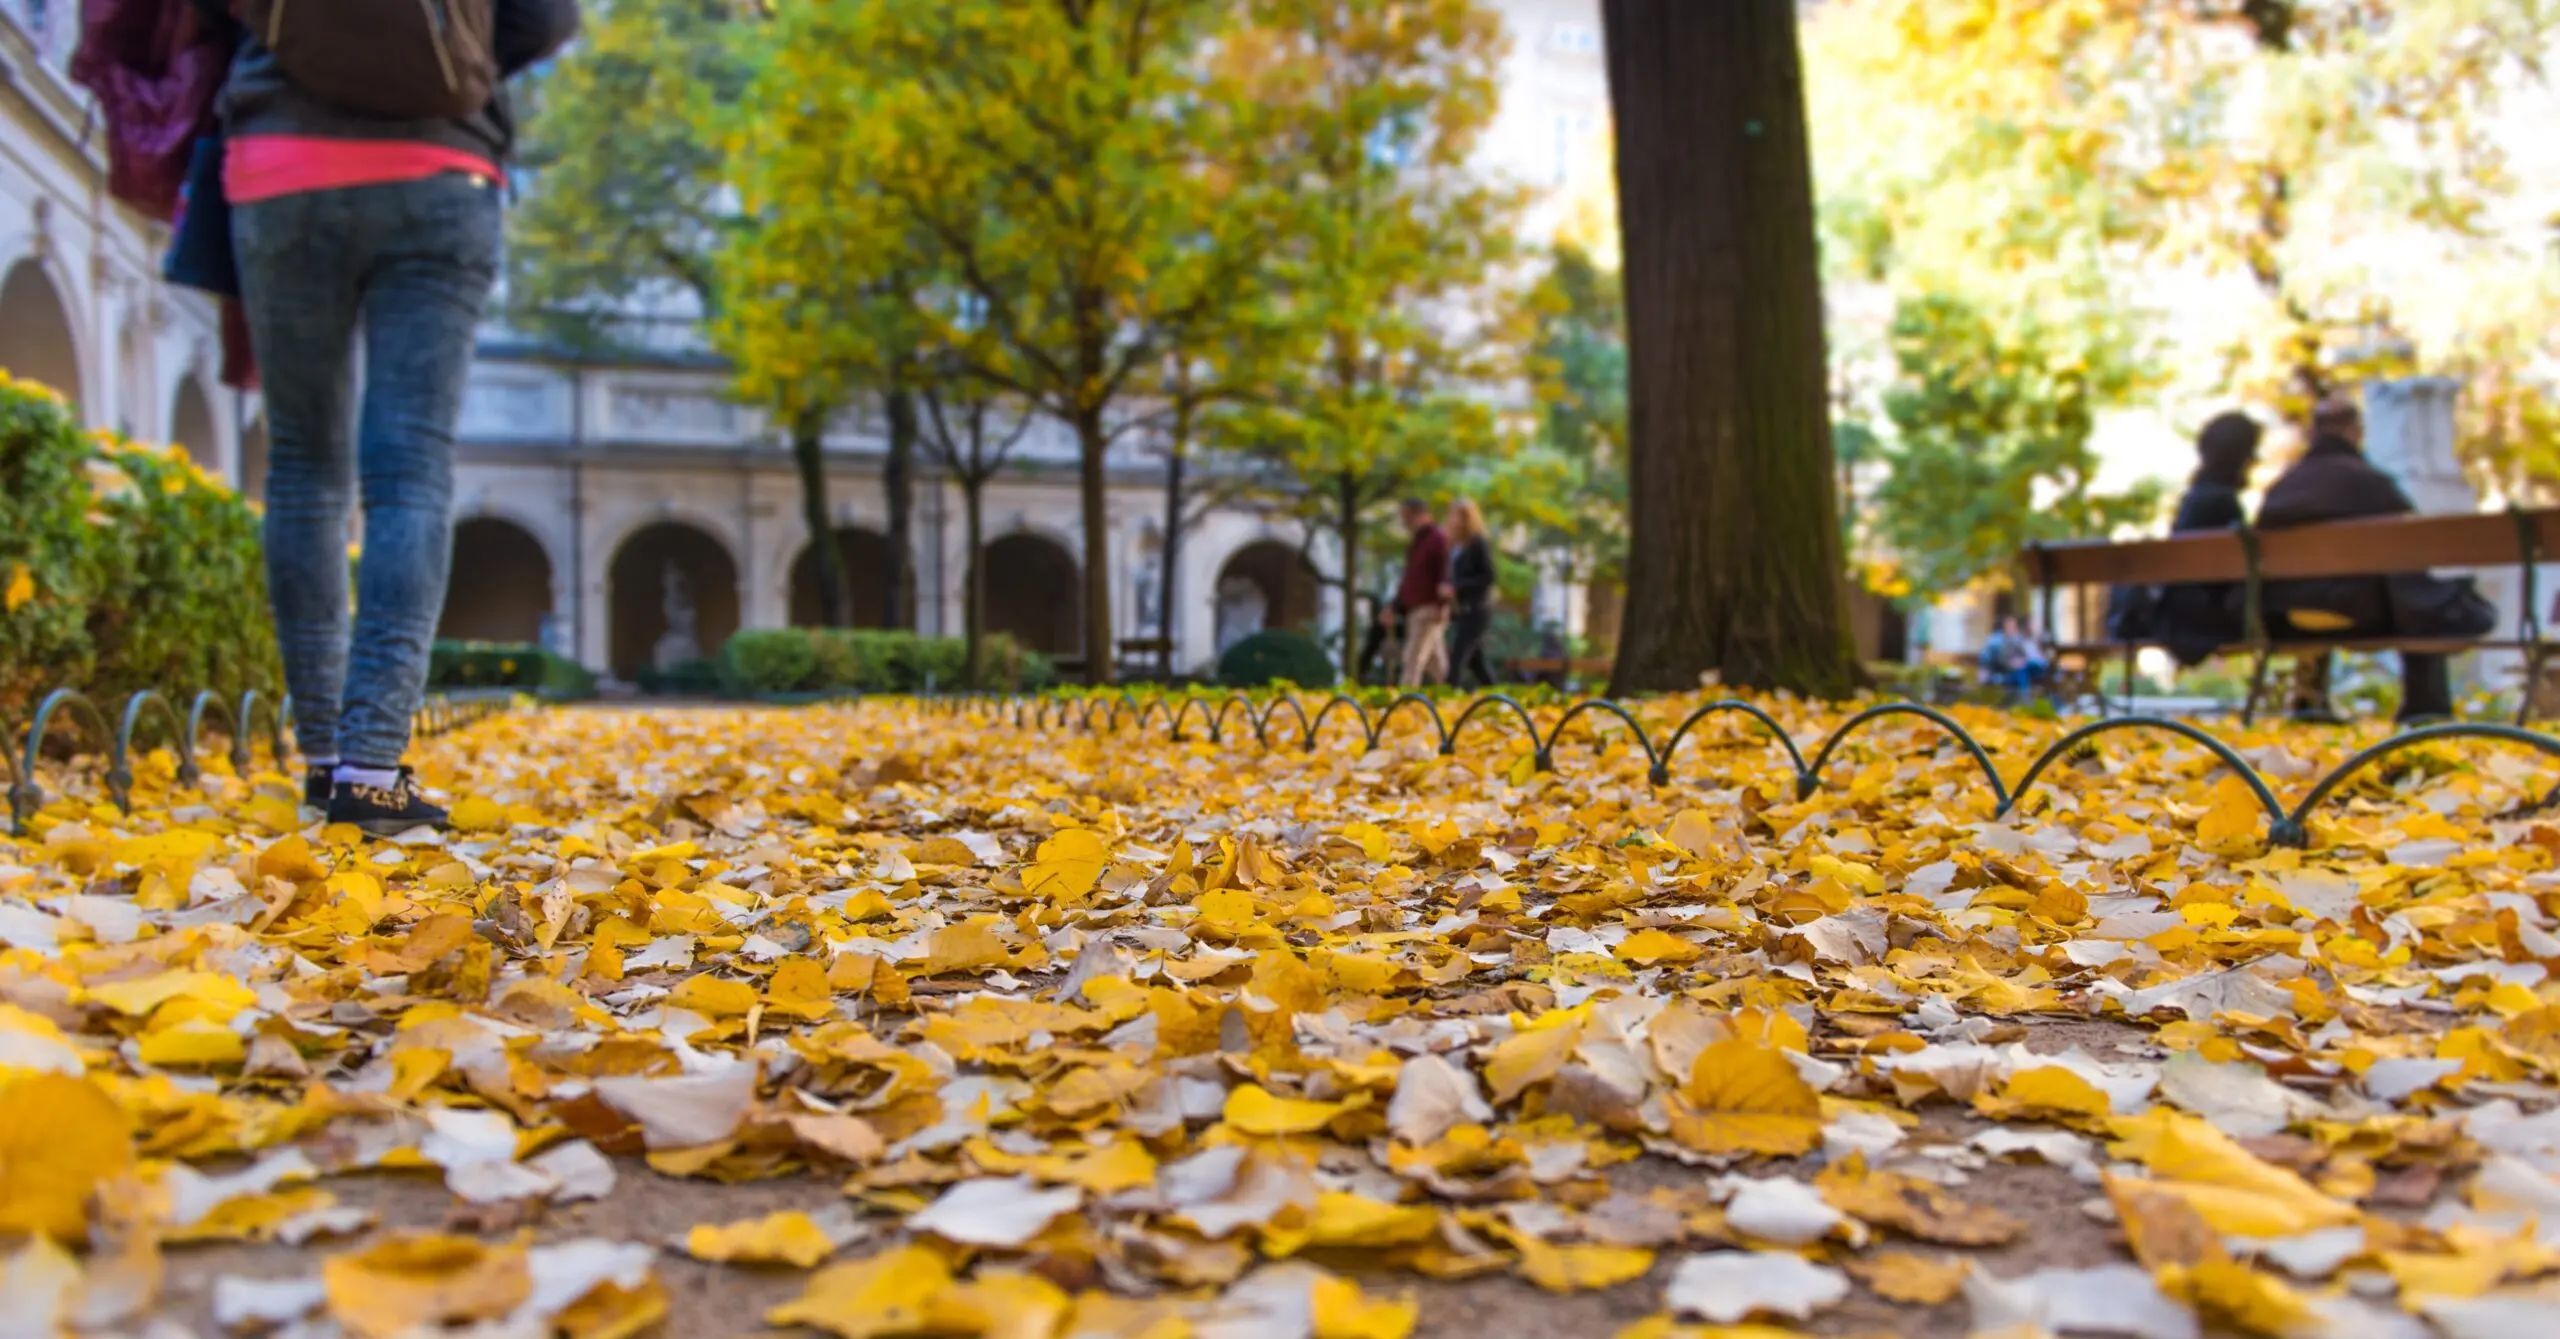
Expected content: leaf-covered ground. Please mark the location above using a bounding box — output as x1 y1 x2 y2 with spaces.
3 697 2559 1338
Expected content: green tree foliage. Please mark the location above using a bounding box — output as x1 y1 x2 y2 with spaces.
1499 243 1629 587
1865 295 2166 602
1808 0 2560 484
506 0 740 344
1217 0 1526 677
729 0 1268 685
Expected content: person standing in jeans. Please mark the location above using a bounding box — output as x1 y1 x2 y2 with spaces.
1443 498 1498 689
222 0 578 833
1389 498 1452 686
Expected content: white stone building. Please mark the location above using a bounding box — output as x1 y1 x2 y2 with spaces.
1 0 1607 684
0 2 245 481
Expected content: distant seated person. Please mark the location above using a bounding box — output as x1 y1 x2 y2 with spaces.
1979 615 2050 697
2109 412 2258 662
2258 396 2494 723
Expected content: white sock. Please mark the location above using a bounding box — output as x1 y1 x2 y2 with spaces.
334 764 401 790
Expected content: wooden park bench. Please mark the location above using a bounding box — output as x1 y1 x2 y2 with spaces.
2022 507 2560 723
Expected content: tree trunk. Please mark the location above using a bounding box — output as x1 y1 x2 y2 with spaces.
1157 405 1187 678
1600 0 1858 698
1073 409 1115 685
791 405 849 627
962 474 986 690
1337 471 1362 683
883 382 918 630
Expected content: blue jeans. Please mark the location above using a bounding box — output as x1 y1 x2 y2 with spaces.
234 173 501 768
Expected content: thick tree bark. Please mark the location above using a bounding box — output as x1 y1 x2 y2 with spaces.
1601 0 1858 698
1073 409 1115 685
791 405 849 627
883 382 918 630
962 475 986 690
1337 472 1361 683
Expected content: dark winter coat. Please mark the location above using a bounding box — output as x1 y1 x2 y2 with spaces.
2256 434 2414 634
1449 537 1495 613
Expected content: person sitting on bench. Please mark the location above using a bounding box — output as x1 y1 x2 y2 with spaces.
2126 412 2259 667
2258 397 2482 722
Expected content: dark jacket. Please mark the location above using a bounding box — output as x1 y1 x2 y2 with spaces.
2257 435 2415 530
2133 478 2250 665
2170 479 2246 534
2256 434 2414 633
1395 523 1450 614
1449 537 1495 612
218 0 580 165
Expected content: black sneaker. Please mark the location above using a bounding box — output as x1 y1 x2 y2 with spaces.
326 767 448 837
303 767 332 811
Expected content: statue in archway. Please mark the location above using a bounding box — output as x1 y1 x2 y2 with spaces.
1214 575 1268 655
653 560 702 669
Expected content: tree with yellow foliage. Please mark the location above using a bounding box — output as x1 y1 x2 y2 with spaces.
1215 0 1526 681
726 0 1272 685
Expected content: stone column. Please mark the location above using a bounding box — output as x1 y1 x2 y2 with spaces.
2362 377 2520 696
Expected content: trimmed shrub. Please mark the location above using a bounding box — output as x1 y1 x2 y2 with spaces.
427 641 597 700
706 627 1049 696
722 628 824 695
1219 629 1337 689
0 373 278 716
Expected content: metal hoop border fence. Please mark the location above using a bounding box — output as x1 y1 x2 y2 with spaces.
909 690 2560 849
3 688 511 834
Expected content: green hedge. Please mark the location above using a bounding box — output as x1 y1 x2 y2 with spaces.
715 628 1056 696
1219 628 1337 689
427 640 597 700
0 373 278 716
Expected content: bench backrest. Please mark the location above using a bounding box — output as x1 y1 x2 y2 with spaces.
2027 509 2560 588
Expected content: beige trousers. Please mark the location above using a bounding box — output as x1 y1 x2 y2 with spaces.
1400 605 1450 686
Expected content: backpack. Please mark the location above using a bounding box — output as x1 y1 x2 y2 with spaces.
237 0 498 121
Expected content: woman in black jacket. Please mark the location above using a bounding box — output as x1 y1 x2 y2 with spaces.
2115 412 2258 666
1443 498 1499 689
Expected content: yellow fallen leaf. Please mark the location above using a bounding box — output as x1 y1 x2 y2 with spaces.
1516 1238 1655 1293
1304 1191 1439 1248
1618 928 1706 966
1668 1039 1822 1157
932 1271 1072 1339
1024 828 1109 899
447 796 507 832
0 1072 135 1239
136 1018 246 1068
2108 1110 2357 1236
767 1245 952 1338
1310 1273 1417 1339
1225 1083 1351 1136
322 1233 532 1339
667 976 759 1018
1845 1250 1968 1305
2197 773 2263 850
684 1209 839 1268
1483 1010 1585 1104
4 562 34 612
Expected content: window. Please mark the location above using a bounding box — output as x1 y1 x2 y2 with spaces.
1548 23 1600 55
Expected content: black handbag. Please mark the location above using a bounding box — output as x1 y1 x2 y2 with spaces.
2386 573 2498 639
162 132 238 299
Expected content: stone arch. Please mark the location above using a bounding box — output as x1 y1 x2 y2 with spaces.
788 527 906 628
440 516 557 647
1212 538 1321 652
169 376 219 469
972 530 1082 657
0 258 88 414
608 521 740 679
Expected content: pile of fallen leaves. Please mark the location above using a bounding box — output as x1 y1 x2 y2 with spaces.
1 695 2558 1338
